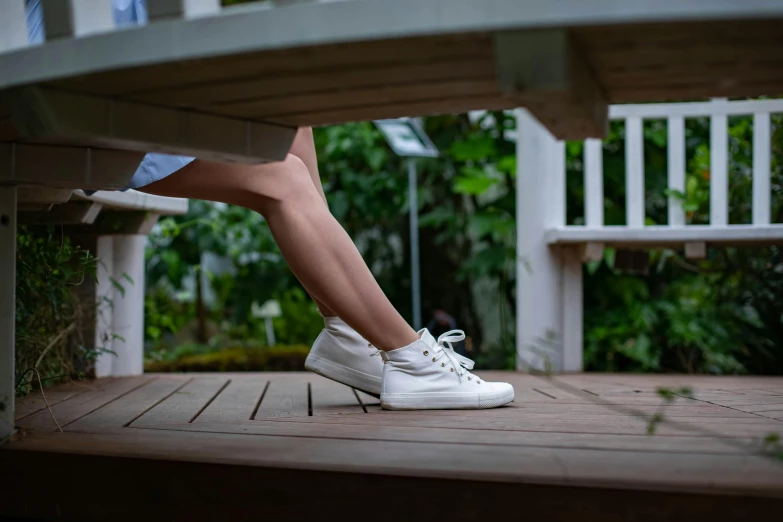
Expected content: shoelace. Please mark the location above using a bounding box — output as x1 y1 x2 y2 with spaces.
432 330 476 383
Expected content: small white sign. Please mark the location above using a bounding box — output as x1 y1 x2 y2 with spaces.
374 119 439 158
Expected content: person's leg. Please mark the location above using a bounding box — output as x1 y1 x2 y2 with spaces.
139 155 418 351
288 127 336 318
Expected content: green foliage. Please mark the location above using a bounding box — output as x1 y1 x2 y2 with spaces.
15 226 107 394
143 104 783 375
145 344 310 372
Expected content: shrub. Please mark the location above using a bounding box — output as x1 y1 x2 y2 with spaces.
144 344 310 372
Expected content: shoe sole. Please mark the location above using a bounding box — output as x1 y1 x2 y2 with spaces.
380 388 515 410
304 354 382 398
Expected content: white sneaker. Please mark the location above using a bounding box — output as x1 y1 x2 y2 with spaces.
305 316 384 396
380 329 514 410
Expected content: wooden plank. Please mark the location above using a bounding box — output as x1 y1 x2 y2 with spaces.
215 79 501 119
55 33 494 96
132 57 495 108
67 376 191 431
495 29 608 139
16 376 152 431
5 428 783 497
753 111 771 226
4 441 783 522
14 380 87 420
710 106 729 226
253 376 309 418
1 87 296 166
667 115 686 226
625 115 645 228
268 94 514 127
145 419 756 455
132 377 230 427
309 377 365 416
194 378 267 424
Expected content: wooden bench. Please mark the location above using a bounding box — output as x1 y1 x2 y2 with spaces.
516 98 783 373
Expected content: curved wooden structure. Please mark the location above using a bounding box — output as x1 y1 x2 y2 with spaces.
1 0 783 170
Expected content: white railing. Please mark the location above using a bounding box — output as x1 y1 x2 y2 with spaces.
517 99 783 373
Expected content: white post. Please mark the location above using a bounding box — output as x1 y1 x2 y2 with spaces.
752 112 771 226
584 138 604 228
516 110 565 372
265 317 276 346
408 158 421 331
94 236 115 378
625 116 645 228
0 187 17 440
111 235 146 376
710 100 729 226
667 116 686 226
561 246 583 372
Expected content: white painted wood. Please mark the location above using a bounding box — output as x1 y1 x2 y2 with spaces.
710 107 729 226
0 187 17 440
625 116 645 228
94 236 115 378
610 99 783 120
667 116 686 226
0 0 30 52
546 224 783 246
0 143 143 190
71 190 189 215
3 0 783 90
41 0 115 40
561 247 583 372
684 241 707 259
516 109 565 372
147 0 221 20
584 138 604 227
16 186 74 211
2 87 296 166
111 235 146 376
753 112 771 226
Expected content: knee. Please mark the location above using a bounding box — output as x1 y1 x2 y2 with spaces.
255 154 321 210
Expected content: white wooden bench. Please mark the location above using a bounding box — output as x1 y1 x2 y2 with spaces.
2 0 783 440
516 98 783 373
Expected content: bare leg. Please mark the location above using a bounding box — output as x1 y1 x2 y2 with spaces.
140 155 418 351
288 127 336 317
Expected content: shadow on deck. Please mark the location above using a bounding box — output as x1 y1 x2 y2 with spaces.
3 371 783 521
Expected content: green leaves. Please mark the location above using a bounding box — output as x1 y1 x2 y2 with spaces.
453 166 499 195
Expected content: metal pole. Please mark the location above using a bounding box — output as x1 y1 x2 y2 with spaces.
0 186 17 440
408 158 421 330
265 317 276 346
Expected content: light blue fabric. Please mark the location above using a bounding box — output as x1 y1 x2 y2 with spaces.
24 0 195 191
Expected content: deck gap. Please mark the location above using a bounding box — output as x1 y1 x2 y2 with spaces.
250 381 270 420
307 383 313 417
123 378 194 428
352 388 368 414
582 389 600 397
533 388 557 399
189 379 231 424
61 377 155 429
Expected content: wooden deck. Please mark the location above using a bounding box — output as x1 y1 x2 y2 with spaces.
3 371 783 521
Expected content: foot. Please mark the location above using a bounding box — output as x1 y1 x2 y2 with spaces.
305 316 384 397
380 329 514 410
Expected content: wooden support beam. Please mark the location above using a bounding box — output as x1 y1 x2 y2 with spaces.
684 241 707 259
1 87 296 166
41 0 115 40
580 242 604 262
16 186 74 211
20 202 104 225
0 187 17 441
0 143 143 190
495 29 608 140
